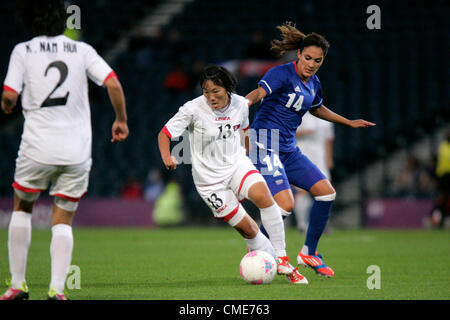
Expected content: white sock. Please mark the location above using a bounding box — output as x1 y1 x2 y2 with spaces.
49 224 73 293
294 193 312 231
260 203 287 257
8 211 32 289
301 245 309 256
245 230 276 258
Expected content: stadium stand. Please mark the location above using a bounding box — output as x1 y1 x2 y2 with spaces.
0 0 448 223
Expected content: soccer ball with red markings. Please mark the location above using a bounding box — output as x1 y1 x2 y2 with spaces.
239 250 276 284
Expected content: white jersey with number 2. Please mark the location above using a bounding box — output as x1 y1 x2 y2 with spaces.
3 35 114 165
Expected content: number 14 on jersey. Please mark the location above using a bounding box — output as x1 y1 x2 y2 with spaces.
285 93 304 111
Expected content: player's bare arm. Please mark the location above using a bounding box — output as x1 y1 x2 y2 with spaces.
245 86 267 107
1 90 19 114
296 129 315 137
104 77 129 142
239 129 250 156
158 131 178 170
310 104 376 128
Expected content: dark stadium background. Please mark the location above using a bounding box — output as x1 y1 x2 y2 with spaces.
0 0 448 229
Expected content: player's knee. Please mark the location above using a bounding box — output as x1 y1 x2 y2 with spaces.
248 182 273 208
234 214 259 239
314 191 336 202
54 196 79 212
14 190 39 213
276 196 294 213
279 201 294 213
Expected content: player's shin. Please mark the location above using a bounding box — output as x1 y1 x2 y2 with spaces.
259 203 287 257
302 193 335 255
8 211 32 289
49 224 73 294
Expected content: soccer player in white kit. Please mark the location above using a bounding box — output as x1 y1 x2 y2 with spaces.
294 112 334 232
158 65 307 284
0 0 129 300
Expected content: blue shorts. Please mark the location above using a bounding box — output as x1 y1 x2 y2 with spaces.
250 142 326 196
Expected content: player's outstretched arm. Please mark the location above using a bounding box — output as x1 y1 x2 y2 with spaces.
245 86 267 107
158 131 178 170
104 77 129 142
310 105 376 128
1 90 18 114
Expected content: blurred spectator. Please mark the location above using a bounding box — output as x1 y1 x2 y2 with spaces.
245 31 275 60
120 175 143 199
152 175 184 227
143 168 165 202
391 155 421 196
188 60 206 94
127 27 164 69
164 62 190 93
391 154 436 198
166 28 187 64
430 130 450 227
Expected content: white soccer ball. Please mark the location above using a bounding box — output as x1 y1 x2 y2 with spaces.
239 250 277 284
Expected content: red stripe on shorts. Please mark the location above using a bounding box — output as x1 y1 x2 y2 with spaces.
219 205 240 222
12 181 43 193
54 192 87 202
237 170 260 196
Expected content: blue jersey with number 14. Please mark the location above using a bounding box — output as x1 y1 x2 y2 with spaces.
251 61 323 152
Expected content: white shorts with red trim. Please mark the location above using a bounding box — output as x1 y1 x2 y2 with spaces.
195 156 266 226
13 154 92 202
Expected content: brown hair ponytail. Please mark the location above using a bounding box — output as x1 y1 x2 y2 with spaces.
270 21 330 57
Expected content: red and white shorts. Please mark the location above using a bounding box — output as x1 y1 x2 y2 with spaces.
195 156 267 226
13 154 92 202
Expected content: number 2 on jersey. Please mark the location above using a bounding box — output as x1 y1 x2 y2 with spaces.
41 61 70 108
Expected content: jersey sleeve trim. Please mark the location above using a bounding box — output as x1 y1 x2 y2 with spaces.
161 126 172 139
242 125 250 131
310 98 323 108
3 84 18 94
259 80 272 95
103 71 118 83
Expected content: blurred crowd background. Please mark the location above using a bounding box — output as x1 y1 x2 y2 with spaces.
0 0 448 229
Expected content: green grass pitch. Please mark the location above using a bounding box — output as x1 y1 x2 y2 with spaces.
0 227 449 300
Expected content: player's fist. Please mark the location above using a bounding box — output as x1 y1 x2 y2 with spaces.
163 155 178 170
111 120 129 142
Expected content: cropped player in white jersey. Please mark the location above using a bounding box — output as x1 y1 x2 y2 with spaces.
158 65 307 284
294 111 334 232
1 0 128 300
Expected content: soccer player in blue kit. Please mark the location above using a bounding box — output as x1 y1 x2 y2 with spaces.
245 22 375 277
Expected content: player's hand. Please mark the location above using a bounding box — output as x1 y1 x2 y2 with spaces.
111 120 129 142
163 155 178 170
1 103 13 114
349 119 376 128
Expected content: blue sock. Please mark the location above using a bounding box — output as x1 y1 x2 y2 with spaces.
304 199 333 255
260 215 286 239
